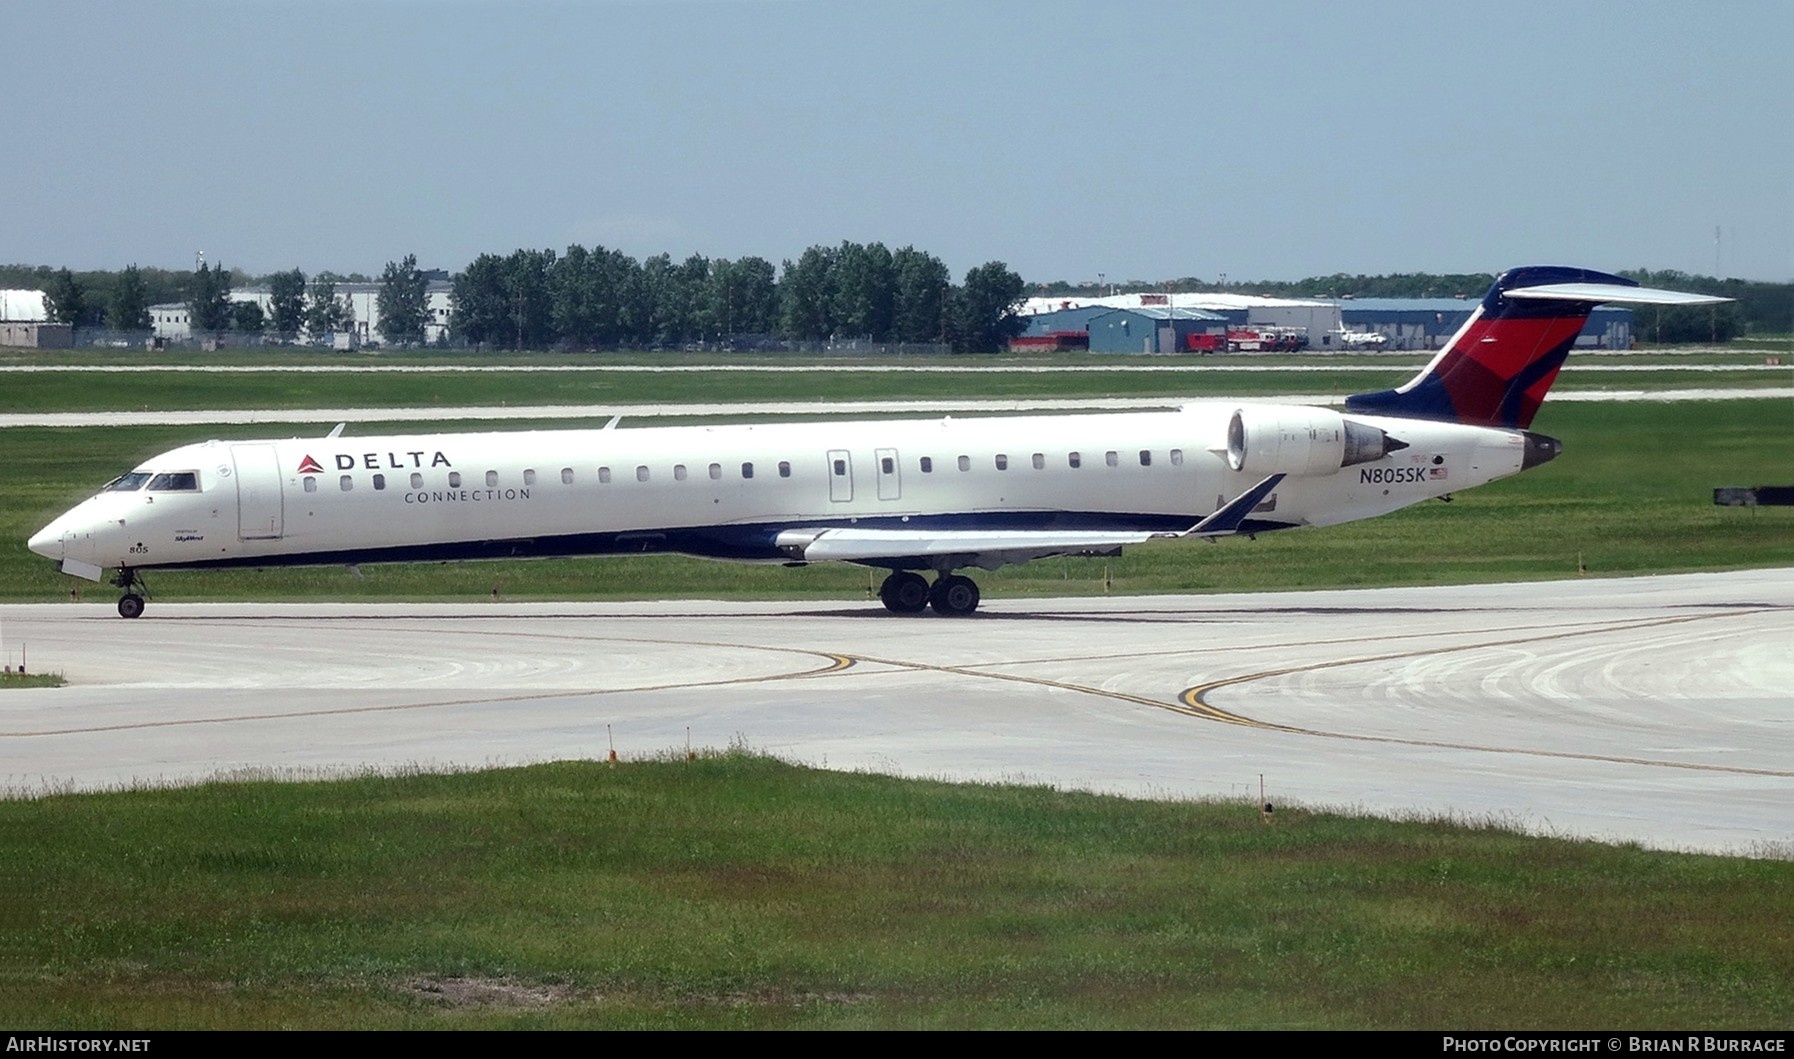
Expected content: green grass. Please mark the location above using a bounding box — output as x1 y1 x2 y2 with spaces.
0 669 63 688
4 356 1791 414
5 754 1791 1029
0 365 1394 413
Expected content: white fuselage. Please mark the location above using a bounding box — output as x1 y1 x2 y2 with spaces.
29 403 1531 576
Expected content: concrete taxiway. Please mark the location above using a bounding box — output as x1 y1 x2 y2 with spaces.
3 568 1790 856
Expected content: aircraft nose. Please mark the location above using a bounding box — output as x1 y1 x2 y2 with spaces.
27 521 64 561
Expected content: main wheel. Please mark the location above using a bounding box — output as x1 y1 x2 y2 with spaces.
878 571 930 614
929 574 980 617
117 593 145 619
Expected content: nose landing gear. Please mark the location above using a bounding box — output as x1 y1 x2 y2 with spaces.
110 567 149 619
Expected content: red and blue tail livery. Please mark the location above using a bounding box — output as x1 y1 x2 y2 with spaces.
1345 266 1726 429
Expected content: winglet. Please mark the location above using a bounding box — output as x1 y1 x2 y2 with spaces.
1189 474 1285 537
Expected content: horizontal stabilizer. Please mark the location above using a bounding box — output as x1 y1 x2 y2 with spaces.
1504 283 1730 306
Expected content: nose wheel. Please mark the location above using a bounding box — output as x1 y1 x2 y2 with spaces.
110 567 149 619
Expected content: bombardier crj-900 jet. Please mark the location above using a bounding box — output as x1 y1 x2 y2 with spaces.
30 267 1725 618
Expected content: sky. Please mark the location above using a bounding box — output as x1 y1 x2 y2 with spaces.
7 0 1793 284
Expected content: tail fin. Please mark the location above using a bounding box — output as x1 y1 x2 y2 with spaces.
1344 266 1727 429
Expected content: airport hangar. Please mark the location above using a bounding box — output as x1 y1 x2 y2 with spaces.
1015 290 1634 353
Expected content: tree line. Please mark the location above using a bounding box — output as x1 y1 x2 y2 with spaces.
5 242 1029 353
16 256 1782 347
7 262 374 338
448 242 1025 353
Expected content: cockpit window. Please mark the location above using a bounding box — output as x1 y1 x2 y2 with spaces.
146 471 200 492
102 472 153 492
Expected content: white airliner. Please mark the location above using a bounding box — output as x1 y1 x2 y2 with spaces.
29 267 1725 619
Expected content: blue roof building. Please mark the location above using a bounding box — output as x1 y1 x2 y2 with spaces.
1333 298 1632 350
1086 307 1228 354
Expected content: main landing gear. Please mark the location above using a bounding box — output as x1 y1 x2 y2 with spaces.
878 571 982 617
111 567 148 619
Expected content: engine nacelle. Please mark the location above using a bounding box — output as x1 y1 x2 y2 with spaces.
1226 406 1399 476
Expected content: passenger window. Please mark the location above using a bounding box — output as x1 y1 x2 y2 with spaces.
779 461 792 478
599 467 612 484
410 472 423 489
833 459 846 476
303 476 317 493
881 457 895 474
373 474 386 491
742 462 754 479
957 455 970 472
920 457 933 473
1032 453 1044 470
561 468 574 484
1139 450 1152 466
340 475 353 492
449 471 462 488
1105 451 1119 467
524 469 537 486
1170 449 1184 466
486 470 498 487
708 463 721 480
1069 452 1082 468
674 464 688 481
636 465 650 482
995 454 1008 470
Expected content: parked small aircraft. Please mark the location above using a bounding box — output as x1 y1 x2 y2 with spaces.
29 266 1724 618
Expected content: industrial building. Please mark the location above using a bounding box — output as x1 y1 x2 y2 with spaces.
1335 297 1630 350
149 281 454 345
1016 289 1633 353
1084 307 1230 353
0 290 68 348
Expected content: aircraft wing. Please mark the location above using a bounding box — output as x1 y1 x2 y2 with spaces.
773 526 1172 570
772 475 1287 570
